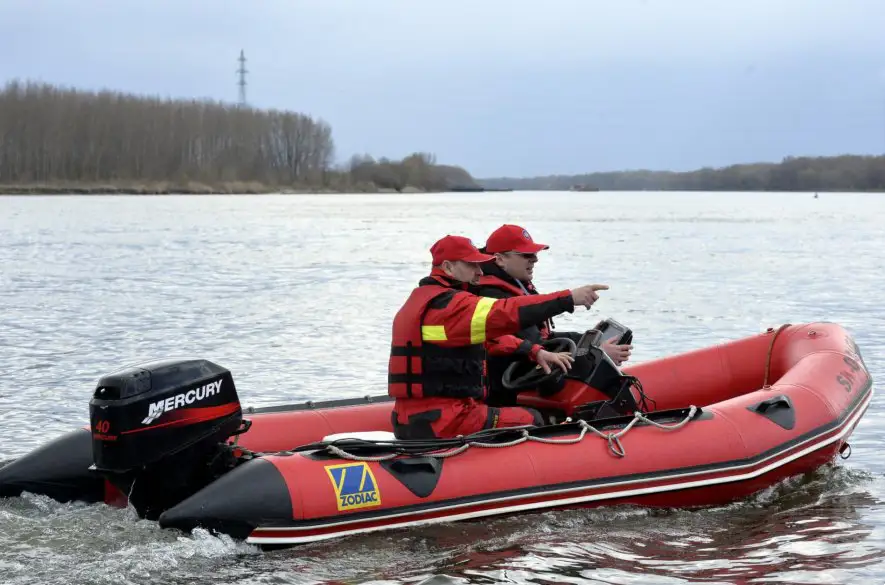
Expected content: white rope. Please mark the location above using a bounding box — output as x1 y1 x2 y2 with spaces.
324 406 698 462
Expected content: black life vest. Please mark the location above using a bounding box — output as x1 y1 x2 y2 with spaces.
474 267 551 405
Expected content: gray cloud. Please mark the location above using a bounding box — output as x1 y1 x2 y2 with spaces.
2 0 883 176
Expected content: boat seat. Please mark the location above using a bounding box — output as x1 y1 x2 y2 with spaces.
322 430 397 443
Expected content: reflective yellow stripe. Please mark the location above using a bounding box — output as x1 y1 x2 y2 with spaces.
470 297 497 344
421 325 447 342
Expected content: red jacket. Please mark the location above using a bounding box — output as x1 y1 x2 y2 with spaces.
388 269 574 401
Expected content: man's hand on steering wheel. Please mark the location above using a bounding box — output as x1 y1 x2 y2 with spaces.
502 337 577 391
535 349 575 374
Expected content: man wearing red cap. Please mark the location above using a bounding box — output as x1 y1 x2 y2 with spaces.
388 234 608 439
476 224 633 407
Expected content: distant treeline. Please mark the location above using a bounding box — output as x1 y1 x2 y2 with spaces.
478 155 885 192
0 80 478 193
346 153 477 192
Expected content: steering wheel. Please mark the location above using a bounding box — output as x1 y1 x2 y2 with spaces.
501 337 578 392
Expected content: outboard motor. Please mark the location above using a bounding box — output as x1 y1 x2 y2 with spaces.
89 358 246 520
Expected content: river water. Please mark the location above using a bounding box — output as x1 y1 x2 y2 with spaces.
0 191 883 585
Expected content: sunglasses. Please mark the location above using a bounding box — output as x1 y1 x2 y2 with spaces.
504 252 538 260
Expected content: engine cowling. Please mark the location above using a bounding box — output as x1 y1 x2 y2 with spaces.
89 358 244 519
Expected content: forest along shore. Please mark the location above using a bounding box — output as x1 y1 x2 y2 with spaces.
0 80 481 195
2 80 884 195
0 182 446 195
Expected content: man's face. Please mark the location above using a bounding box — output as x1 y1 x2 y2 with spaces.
443 260 483 285
495 251 538 282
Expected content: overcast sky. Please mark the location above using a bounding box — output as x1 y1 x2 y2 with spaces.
2 0 884 177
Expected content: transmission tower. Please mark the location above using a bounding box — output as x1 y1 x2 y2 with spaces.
236 49 248 107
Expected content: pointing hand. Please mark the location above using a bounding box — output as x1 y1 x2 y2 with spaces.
570 284 609 309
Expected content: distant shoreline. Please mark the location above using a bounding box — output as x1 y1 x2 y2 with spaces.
6 182 877 196
0 183 381 196
0 183 875 196
477 154 885 192
0 182 513 196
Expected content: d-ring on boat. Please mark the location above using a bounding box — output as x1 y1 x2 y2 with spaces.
0 321 874 546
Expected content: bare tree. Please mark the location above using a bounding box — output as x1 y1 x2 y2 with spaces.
0 80 336 188
0 79 478 193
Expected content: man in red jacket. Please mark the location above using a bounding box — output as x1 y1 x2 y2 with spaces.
389 234 608 439
476 224 634 407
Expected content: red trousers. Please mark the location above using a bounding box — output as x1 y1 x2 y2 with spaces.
392 397 543 439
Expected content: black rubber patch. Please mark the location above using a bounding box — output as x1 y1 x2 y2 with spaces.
380 456 444 498
748 394 796 430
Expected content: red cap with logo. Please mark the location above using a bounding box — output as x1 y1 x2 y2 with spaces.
484 224 549 254
430 235 495 264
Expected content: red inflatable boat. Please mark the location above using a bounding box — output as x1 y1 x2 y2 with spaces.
0 322 874 547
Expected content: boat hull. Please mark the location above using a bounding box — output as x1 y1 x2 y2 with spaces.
235 376 872 545
1 322 875 547
161 322 875 545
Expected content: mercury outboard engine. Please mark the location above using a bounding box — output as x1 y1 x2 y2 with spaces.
89 358 246 520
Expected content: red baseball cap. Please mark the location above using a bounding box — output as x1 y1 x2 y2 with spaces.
430 235 494 264
484 224 549 254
